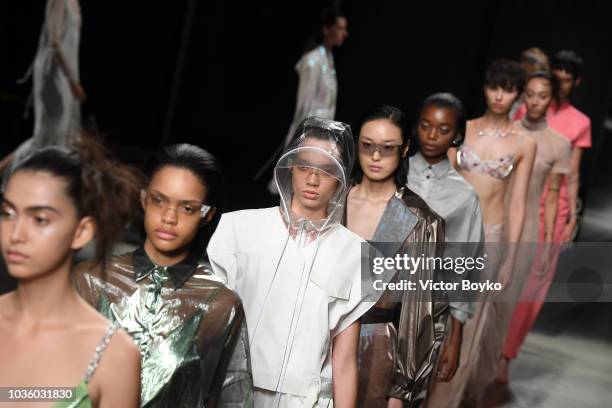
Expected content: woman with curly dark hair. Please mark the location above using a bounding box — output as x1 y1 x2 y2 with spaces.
0 133 142 407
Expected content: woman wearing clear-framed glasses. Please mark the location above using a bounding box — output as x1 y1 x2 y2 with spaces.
75 144 253 407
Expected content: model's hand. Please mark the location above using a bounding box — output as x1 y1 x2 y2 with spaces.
70 81 87 103
560 218 577 246
497 259 514 293
437 342 460 382
387 397 403 408
537 244 552 277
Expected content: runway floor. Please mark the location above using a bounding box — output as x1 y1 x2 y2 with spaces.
479 156 612 407
481 301 612 408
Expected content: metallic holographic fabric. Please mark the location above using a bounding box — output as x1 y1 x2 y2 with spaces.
358 188 448 407
75 248 253 407
283 46 337 147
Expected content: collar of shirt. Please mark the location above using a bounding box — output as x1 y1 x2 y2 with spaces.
132 246 198 290
412 151 451 180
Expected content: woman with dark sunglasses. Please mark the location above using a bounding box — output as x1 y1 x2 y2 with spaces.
346 105 456 408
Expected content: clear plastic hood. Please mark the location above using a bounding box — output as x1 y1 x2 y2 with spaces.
274 117 355 244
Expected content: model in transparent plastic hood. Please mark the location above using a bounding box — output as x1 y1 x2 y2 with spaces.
208 117 380 407
274 116 354 246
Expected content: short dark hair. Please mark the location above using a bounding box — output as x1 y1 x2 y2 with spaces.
417 93 466 147
484 59 526 93
320 6 345 28
152 144 225 212
151 144 226 256
551 50 583 79
305 6 346 52
353 105 410 188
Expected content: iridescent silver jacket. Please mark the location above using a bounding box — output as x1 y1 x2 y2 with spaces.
358 187 448 407
282 46 337 147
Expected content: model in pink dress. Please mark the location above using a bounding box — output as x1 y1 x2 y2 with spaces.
498 72 571 384
513 50 592 247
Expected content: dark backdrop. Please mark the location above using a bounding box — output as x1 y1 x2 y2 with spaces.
1 0 611 204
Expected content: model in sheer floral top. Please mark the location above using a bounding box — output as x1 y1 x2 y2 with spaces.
443 59 536 407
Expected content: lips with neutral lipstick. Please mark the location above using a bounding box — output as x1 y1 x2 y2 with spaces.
5 249 29 263
368 165 383 172
421 144 437 152
302 190 319 200
155 229 178 241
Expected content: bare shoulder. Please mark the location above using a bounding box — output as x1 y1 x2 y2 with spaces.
465 118 479 137
466 118 480 127
103 328 140 366
66 298 140 404
92 327 141 406
104 328 140 376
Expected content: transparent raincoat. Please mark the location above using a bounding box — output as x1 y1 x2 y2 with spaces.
208 117 380 407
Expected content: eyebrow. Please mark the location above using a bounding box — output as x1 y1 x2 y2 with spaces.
361 136 401 143
27 206 61 214
149 190 203 205
1 198 61 214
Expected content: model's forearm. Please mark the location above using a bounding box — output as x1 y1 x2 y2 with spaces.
544 191 560 243
566 147 583 221
332 322 360 407
449 316 463 345
332 359 358 407
567 172 579 220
